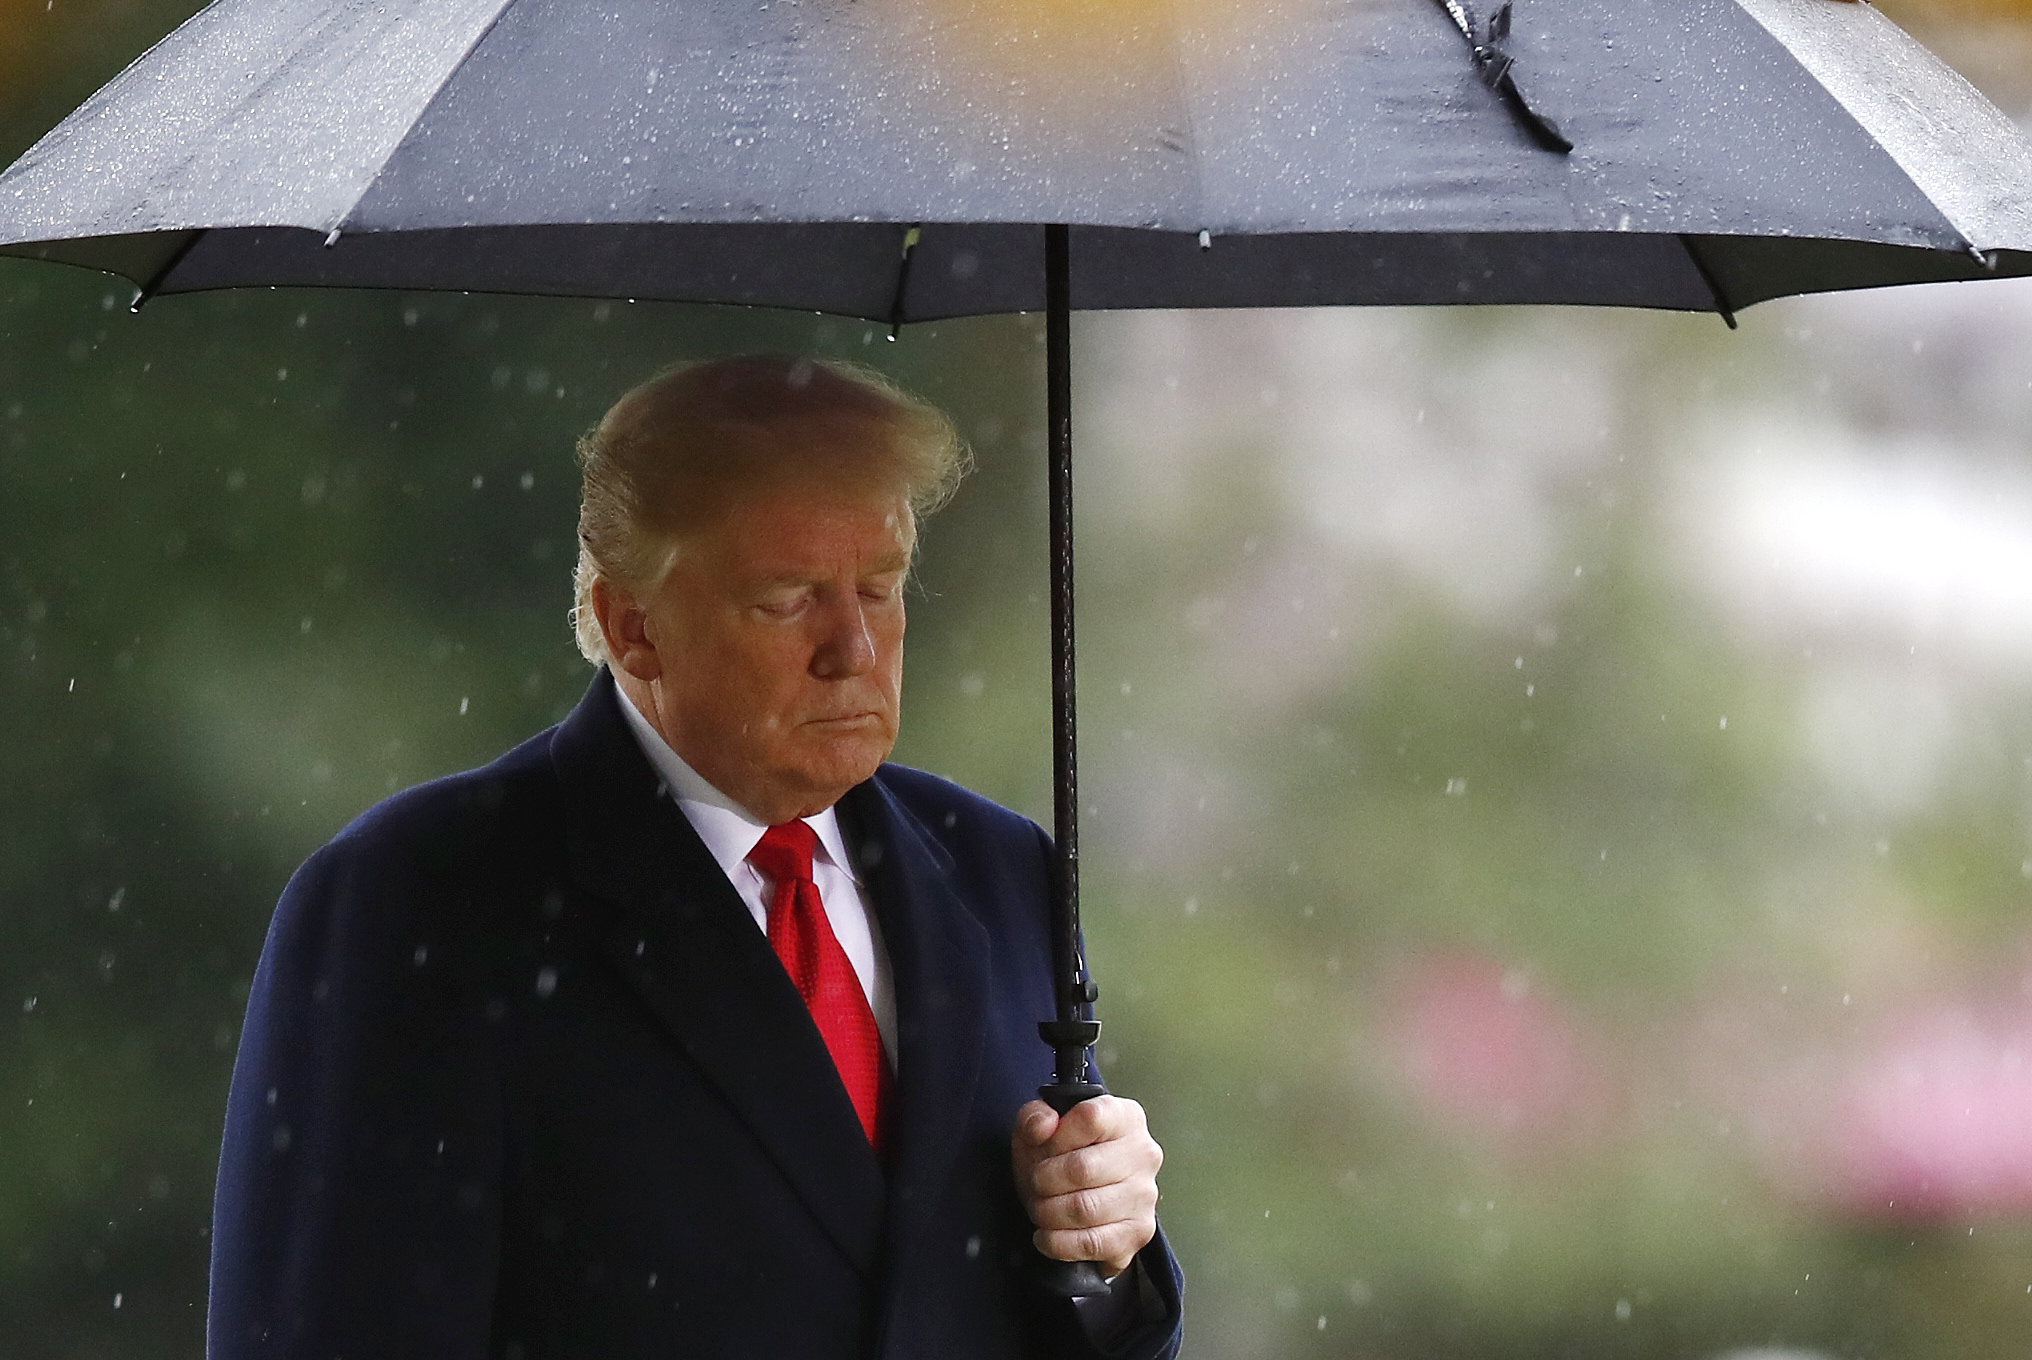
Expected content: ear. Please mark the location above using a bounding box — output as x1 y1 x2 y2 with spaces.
591 576 663 682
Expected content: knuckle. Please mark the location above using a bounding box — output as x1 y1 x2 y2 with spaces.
1078 1225 1117 1259
1068 1187 1106 1225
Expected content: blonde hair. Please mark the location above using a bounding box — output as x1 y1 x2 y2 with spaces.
571 355 969 665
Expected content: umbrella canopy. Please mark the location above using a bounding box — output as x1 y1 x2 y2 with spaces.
2 0 2030 318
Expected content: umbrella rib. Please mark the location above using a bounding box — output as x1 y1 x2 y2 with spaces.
1676 235 1739 330
330 0 525 235
127 228 206 313
885 225 922 339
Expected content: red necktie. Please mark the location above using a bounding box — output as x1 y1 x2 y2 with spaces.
747 821 891 1151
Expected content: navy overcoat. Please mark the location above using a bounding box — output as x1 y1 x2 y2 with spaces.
208 670 1184 1359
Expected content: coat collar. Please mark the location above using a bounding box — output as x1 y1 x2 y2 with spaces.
548 671 993 1287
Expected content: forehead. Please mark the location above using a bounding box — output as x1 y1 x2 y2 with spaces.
699 475 915 574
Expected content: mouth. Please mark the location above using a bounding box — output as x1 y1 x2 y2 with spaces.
804 711 882 729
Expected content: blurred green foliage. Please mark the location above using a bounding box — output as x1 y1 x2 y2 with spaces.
9 4 2032 1359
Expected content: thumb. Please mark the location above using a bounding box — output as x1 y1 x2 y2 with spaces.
1016 1101 1059 1147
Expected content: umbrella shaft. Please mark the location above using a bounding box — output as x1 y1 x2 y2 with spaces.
1045 224 1093 1065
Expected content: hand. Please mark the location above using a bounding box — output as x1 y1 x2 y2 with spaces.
1010 1095 1163 1279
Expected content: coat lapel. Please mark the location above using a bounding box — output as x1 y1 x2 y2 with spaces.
550 672 886 1278
838 778 993 1318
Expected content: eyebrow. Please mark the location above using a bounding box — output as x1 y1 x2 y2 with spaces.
752 557 910 589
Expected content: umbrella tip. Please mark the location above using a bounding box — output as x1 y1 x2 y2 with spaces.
1198 229 1212 251
323 228 342 249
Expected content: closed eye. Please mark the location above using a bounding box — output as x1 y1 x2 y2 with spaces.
751 588 812 618
859 572 906 604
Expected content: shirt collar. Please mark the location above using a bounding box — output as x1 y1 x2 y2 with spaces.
613 679 856 882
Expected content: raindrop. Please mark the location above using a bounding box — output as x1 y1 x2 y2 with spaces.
459 697 471 715
113 1293 122 1310
1614 1299 1631 1322
535 966 559 999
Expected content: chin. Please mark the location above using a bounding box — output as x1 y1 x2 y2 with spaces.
795 736 891 798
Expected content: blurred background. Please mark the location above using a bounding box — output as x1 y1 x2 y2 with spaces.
7 2 2032 1357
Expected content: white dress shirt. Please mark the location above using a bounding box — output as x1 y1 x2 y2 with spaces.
616 688 897 1061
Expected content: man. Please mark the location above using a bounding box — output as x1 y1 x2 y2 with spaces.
208 356 1184 1359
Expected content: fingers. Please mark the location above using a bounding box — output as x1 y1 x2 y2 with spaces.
1010 1096 1165 1276
1018 1098 1162 1200
1026 1176 1158 1234
1024 1128 1163 1199
1032 1218 1152 1278
1038 1094 1144 1154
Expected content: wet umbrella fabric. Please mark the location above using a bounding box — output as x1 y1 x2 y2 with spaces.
2 0 2029 316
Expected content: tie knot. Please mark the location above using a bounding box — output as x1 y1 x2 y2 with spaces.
748 819 820 886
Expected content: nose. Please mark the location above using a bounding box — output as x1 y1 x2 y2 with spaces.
810 595 877 680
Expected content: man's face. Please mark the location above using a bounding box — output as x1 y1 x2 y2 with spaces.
632 474 913 824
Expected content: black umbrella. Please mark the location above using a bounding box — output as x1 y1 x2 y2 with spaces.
6 0 2032 1294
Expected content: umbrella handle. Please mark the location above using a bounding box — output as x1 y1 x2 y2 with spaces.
1036 1030 1112 1298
